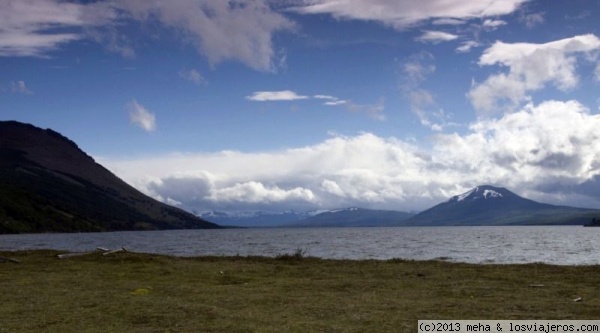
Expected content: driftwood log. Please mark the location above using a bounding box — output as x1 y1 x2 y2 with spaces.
102 247 127 256
57 247 128 259
0 256 21 263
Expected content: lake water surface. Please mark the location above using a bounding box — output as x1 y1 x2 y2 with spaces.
1 226 598 265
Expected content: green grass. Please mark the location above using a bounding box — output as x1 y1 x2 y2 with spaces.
1 250 599 332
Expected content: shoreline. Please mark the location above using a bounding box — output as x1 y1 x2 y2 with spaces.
2 248 600 267
3 248 600 267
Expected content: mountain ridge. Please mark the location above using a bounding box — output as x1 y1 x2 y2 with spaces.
289 207 415 227
0 120 220 233
198 207 415 227
402 185 600 226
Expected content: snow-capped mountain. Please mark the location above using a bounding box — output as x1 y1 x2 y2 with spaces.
402 185 600 226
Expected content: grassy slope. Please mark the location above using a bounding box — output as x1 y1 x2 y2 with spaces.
1 251 599 333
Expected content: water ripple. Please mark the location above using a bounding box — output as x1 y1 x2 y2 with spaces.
1 226 599 265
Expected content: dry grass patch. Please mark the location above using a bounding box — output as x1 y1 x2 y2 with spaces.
0 250 598 332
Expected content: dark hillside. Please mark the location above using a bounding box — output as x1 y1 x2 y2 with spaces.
0 121 220 233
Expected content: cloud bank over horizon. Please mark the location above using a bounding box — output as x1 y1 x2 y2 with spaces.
102 99 600 213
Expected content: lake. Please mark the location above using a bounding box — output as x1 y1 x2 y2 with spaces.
1 226 598 265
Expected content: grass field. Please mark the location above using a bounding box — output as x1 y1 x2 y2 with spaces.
0 250 598 332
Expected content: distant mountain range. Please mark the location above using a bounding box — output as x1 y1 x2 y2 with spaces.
0 121 220 233
198 210 312 227
199 208 415 227
289 208 415 227
200 186 600 227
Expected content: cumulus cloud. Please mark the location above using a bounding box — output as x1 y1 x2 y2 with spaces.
433 100 600 186
469 34 600 114
102 99 600 213
102 132 429 212
127 99 156 132
247 90 309 101
288 0 528 30
208 181 315 205
415 31 459 44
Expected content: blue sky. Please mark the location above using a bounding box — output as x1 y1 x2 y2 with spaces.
2 0 600 213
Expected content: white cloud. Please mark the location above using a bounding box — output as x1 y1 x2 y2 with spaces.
324 100 348 106
318 95 385 120
114 0 295 71
289 0 528 30
432 18 465 26
247 90 309 101
0 0 294 72
482 19 506 29
320 179 346 197
10 80 33 94
314 95 348 106
246 91 382 119
456 40 480 53
127 99 156 132
469 34 600 114
208 181 315 204
102 100 600 212
431 100 600 206
0 0 114 57
415 30 459 44
179 69 206 85
595 63 600 82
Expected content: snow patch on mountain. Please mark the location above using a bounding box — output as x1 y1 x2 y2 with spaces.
483 189 502 199
456 188 477 202
328 207 359 214
451 186 505 203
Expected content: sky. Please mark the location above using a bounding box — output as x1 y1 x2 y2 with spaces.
2 0 600 214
